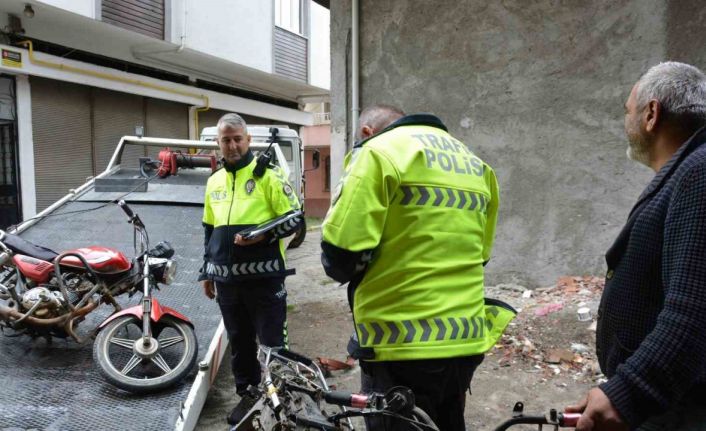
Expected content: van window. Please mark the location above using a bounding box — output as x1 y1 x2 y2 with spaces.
278 142 293 161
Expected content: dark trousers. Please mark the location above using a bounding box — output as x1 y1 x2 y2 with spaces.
215 278 287 395
361 355 484 431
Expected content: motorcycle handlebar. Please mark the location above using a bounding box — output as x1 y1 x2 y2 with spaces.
117 200 135 220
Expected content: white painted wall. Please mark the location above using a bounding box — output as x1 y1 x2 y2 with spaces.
309 2 330 89
38 0 95 18
0 44 314 126
183 0 273 73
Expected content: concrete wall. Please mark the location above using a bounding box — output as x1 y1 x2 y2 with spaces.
330 0 706 287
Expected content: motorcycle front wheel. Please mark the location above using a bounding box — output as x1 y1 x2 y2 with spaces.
93 315 198 394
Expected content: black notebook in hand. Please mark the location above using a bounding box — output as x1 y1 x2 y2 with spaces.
238 210 303 240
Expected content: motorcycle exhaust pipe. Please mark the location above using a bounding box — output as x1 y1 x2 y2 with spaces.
0 298 98 328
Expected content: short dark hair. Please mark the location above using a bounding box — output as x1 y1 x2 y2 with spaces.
358 104 405 137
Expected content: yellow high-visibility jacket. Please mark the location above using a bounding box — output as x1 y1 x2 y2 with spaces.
322 114 515 361
200 151 301 282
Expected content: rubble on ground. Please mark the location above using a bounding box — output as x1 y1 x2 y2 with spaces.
487 276 607 385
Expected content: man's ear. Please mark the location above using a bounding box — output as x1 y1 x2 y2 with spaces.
644 99 661 133
361 125 374 139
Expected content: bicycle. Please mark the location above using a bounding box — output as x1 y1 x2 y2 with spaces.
231 346 439 430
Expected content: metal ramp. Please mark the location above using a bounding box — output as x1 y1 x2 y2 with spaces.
0 165 226 430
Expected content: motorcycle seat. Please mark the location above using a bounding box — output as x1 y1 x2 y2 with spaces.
0 231 59 262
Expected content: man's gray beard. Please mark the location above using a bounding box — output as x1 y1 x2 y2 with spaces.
626 139 651 167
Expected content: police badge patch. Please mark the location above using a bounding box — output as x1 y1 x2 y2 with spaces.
283 183 293 196
245 179 256 194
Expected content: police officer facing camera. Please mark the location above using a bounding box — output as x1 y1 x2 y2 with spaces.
199 113 303 425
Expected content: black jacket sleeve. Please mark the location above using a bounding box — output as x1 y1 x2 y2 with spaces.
320 240 373 284
198 223 213 282
270 211 304 240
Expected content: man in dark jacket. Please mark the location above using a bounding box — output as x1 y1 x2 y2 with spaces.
568 62 706 430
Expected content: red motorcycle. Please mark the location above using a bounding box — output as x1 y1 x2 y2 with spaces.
0 201 197 393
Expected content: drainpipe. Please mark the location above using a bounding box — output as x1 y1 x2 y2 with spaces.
350 0 359 148
18 40 209 139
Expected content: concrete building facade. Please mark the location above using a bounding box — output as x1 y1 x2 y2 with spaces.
330 0 706 286
0 0 331 227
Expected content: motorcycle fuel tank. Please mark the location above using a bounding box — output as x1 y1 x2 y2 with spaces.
60 247 131 274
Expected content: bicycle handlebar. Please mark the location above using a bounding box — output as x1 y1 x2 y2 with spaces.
493 402 581 430
323 390 372 409
562 413 580 427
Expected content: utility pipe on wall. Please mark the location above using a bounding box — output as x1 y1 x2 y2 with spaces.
18 40 209 139
350 0 359 148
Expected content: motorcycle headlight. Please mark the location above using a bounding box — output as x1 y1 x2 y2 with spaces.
148 258 177 285
162 260 177 285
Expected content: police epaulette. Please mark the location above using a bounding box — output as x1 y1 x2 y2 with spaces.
209 166 225 177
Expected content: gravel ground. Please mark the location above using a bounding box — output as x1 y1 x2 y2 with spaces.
195 229 601 430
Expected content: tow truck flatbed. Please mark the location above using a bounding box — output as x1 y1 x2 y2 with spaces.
0 137 229 431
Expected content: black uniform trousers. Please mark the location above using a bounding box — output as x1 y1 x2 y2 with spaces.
215 277 287 395
361 355 484 431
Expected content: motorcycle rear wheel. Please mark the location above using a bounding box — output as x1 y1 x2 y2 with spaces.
93 315 197 394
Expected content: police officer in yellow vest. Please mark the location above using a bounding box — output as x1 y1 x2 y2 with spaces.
321 105 516 431
199 113 302 425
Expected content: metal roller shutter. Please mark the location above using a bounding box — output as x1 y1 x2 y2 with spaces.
102 0 165 40
30 77 93 212
145 98 188 139
198 108 229 131
198 108 283 132
92 88 146 172
274 27 308 82
145 98 188 158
